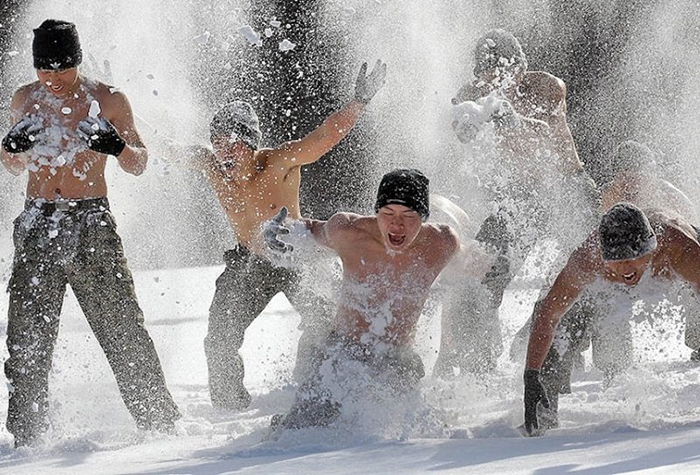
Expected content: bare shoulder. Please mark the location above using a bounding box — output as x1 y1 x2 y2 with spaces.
91 80 129 108
424 223 460 254
11 82 39 110
525 71 566 102
328 212 370 232
569 230 602 274
323 212 371 246
185 144 215 172
648 209 699 252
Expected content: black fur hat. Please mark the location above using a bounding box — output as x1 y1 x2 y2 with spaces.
599 202 657 261
33 19 83 70
375 169 430 221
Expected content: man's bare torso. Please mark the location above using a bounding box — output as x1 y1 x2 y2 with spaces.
331 216 456 347
14 78 117 200
198 147 304 254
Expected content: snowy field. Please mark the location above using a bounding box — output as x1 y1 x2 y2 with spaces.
0 263 699 474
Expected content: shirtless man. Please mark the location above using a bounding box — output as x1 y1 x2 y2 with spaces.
437 29 600 376
1 20 179 447
263 169 461 429
192 60 387 410
512 141 700 407
522 203 700 436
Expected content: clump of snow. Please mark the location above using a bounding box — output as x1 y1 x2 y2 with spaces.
61 107 72 115
88 100 101 118
240 25 262 46
279 39 296 52
451 92 517 143
194 31 211 45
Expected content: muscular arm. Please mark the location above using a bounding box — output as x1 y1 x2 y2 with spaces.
106 91 148 176
1 90 29 176
301 212 363 251
526 244 597 369
539 78 583 174
266 101 365 170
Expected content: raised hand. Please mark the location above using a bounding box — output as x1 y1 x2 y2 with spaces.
523 369 550 437
354 59 387 105
263 206 293 253
2 116 43 154
77 117 126 156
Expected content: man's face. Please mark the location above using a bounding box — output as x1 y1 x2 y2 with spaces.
36 67 79 97
603 253 653 286
376 204 423 252
211 134 254 167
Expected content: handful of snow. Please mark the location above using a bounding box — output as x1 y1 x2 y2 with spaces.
451 92 519 143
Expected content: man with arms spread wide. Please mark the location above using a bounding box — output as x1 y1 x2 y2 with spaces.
187 60 387 410
264 169 462 429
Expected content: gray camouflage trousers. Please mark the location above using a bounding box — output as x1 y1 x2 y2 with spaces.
204 245 334 410
5 198 180 445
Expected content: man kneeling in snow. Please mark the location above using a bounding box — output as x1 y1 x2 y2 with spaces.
263 169 476 429
523 203 700 436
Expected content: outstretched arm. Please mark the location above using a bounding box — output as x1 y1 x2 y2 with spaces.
266 60 387 170
263 207 361 254
539 78 583 175
525 246 594 369
267 101 366 169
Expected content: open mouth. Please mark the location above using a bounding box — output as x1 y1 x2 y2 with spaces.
388 233 406 247
46 81 64 93
622 272 637 283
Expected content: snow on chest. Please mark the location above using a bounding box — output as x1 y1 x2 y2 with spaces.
591 270 684 327
25 88 96 178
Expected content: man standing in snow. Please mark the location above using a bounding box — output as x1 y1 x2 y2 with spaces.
187 60 387 411
522 203 700 436
0 20 180 447
437 29 600 376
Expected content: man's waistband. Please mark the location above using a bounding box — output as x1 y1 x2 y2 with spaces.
25 197 110 216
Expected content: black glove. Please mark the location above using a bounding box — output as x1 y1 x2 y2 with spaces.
2 116 43 154
523 369 550 436
77 117 126 156
263 206 293 253
354 59 387 105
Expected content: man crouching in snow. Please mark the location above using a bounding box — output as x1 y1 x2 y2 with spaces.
263 169 488 429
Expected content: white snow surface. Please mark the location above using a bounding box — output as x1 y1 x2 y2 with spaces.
0 263 699 474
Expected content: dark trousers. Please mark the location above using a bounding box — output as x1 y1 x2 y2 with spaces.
5 198 180 444
204 246 333 410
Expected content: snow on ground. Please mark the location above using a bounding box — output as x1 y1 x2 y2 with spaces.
0 264 699 474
